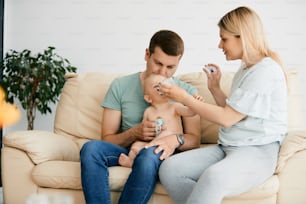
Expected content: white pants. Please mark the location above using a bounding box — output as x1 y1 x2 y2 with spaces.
159 142 280 204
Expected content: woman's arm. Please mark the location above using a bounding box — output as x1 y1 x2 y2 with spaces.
174 103 197 117
182 94 245 128
209 88 228 107
161 84 246 128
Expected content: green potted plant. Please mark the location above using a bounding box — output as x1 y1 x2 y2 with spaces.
0 46 77 130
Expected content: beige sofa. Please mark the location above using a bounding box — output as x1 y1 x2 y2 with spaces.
2 70 306 204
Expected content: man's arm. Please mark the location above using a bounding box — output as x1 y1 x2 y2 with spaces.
179 114 201 151
101 108 157 147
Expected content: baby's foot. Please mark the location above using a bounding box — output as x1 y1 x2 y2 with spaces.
119 153 133 168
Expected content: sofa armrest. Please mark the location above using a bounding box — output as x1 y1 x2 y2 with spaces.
276 130 306 173
3 130 80 164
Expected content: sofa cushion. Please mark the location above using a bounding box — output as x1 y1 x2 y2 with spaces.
232 175 279 199
3 130 79 164
54 72 123 140
32 161 81 189
276 130 306 173
32 160 277 200
32 161 169 195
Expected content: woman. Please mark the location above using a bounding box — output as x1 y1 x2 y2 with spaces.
152 6 287 204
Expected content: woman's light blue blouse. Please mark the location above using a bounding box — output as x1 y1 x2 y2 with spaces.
219 57 288 146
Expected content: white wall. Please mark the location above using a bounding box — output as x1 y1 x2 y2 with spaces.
3 0 306 134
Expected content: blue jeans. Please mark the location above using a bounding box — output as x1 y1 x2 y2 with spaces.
80 140 163 204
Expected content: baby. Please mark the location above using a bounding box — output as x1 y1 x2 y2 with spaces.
118 74 203 167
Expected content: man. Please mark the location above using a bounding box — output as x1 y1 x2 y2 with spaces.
80 30 201 204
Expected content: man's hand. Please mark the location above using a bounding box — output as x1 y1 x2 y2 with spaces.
144 134 179 160
134 120 162 141
136 118 169 141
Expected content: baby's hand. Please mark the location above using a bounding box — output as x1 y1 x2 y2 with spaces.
193 94 204 102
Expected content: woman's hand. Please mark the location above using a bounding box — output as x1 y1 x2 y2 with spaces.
203 64 222 91
159 82 189 104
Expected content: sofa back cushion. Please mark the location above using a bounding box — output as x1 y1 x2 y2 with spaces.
54 70 304 143
54 72 122 140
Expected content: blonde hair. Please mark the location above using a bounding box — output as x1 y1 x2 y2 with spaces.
218 6 283 68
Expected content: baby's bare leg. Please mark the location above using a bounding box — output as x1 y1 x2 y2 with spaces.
119 141 147 168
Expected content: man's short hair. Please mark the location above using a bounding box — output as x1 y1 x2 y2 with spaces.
148 30 184 57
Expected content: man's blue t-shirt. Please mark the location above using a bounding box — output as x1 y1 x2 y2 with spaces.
102 72 197 132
